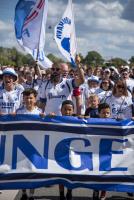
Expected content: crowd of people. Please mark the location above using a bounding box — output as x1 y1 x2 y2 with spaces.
0 57 134 200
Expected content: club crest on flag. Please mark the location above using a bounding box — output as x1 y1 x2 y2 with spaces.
54 0 77 67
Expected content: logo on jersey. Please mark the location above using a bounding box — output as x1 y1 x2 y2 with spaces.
48 93 66 100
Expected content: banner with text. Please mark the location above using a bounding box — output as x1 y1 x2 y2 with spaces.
0 115 133 192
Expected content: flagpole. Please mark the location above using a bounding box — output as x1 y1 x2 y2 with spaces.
71 0 77 55
36 0 46 62
33 0 47 88
70 0 77 66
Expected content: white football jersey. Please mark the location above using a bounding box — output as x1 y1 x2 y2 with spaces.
98 90 112 103
38 78 74 115
17 106 42 114
22 79 42 91
106 95 133 119
126 78 134 92
0 87 23 114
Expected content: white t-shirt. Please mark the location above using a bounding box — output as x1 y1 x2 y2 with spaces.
126 78 134 92
84 86 103 98
22 79 42 91
38 78 74 115
82 85 103 108
106 94 133 119
17 106 42 114
98 90 112 103
0 87 23 114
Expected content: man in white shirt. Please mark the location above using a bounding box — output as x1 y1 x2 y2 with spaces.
61 63 69 78
38 57 84 115
121 69 134 92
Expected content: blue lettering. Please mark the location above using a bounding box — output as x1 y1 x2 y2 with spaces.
57 26 63 31
59 21 64 26
0 136 6 165
56 30 62 39
56 17 71 40
55 138 93 171
99 139 128 171
12 135 49 169
38 51 44 61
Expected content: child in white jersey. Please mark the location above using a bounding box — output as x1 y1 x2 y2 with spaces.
17 88 42 115
17 88 42 200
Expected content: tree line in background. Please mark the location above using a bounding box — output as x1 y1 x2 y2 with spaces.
0 46 134 68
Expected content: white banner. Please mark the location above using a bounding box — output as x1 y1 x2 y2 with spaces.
0 115 133 192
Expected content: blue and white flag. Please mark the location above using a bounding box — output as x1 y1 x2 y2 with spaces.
15 0 52 69
54 0 77 66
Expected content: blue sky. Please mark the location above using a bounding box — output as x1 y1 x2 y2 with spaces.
0 0 134 61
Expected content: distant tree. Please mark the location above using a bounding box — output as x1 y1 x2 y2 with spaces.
109 57 127 67
0 47 34 67
47 53 64 63
129 56 134 65
84 51 104 66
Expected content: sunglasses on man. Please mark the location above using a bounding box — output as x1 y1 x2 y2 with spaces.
51 68 60 72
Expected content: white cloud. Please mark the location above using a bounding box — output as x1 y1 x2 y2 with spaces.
0 20 12 31
0 0 134 60
72 0 134 59
85 1 123 18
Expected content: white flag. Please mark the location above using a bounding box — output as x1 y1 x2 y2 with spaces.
54 0 77 66
15 0 52 69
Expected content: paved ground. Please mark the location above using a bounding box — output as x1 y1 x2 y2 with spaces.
13 185 134 200
0 190 19 200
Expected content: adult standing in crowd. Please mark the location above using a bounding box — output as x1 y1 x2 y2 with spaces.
121 68 134 92
105 79 133 119
38 56 85 115
61 63 69 78
99 79 113 103
0 68 24 114
22 64 42 91
109 66 119 82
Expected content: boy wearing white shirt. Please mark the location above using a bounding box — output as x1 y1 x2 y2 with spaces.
17 88 42 200
17 88 42 115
